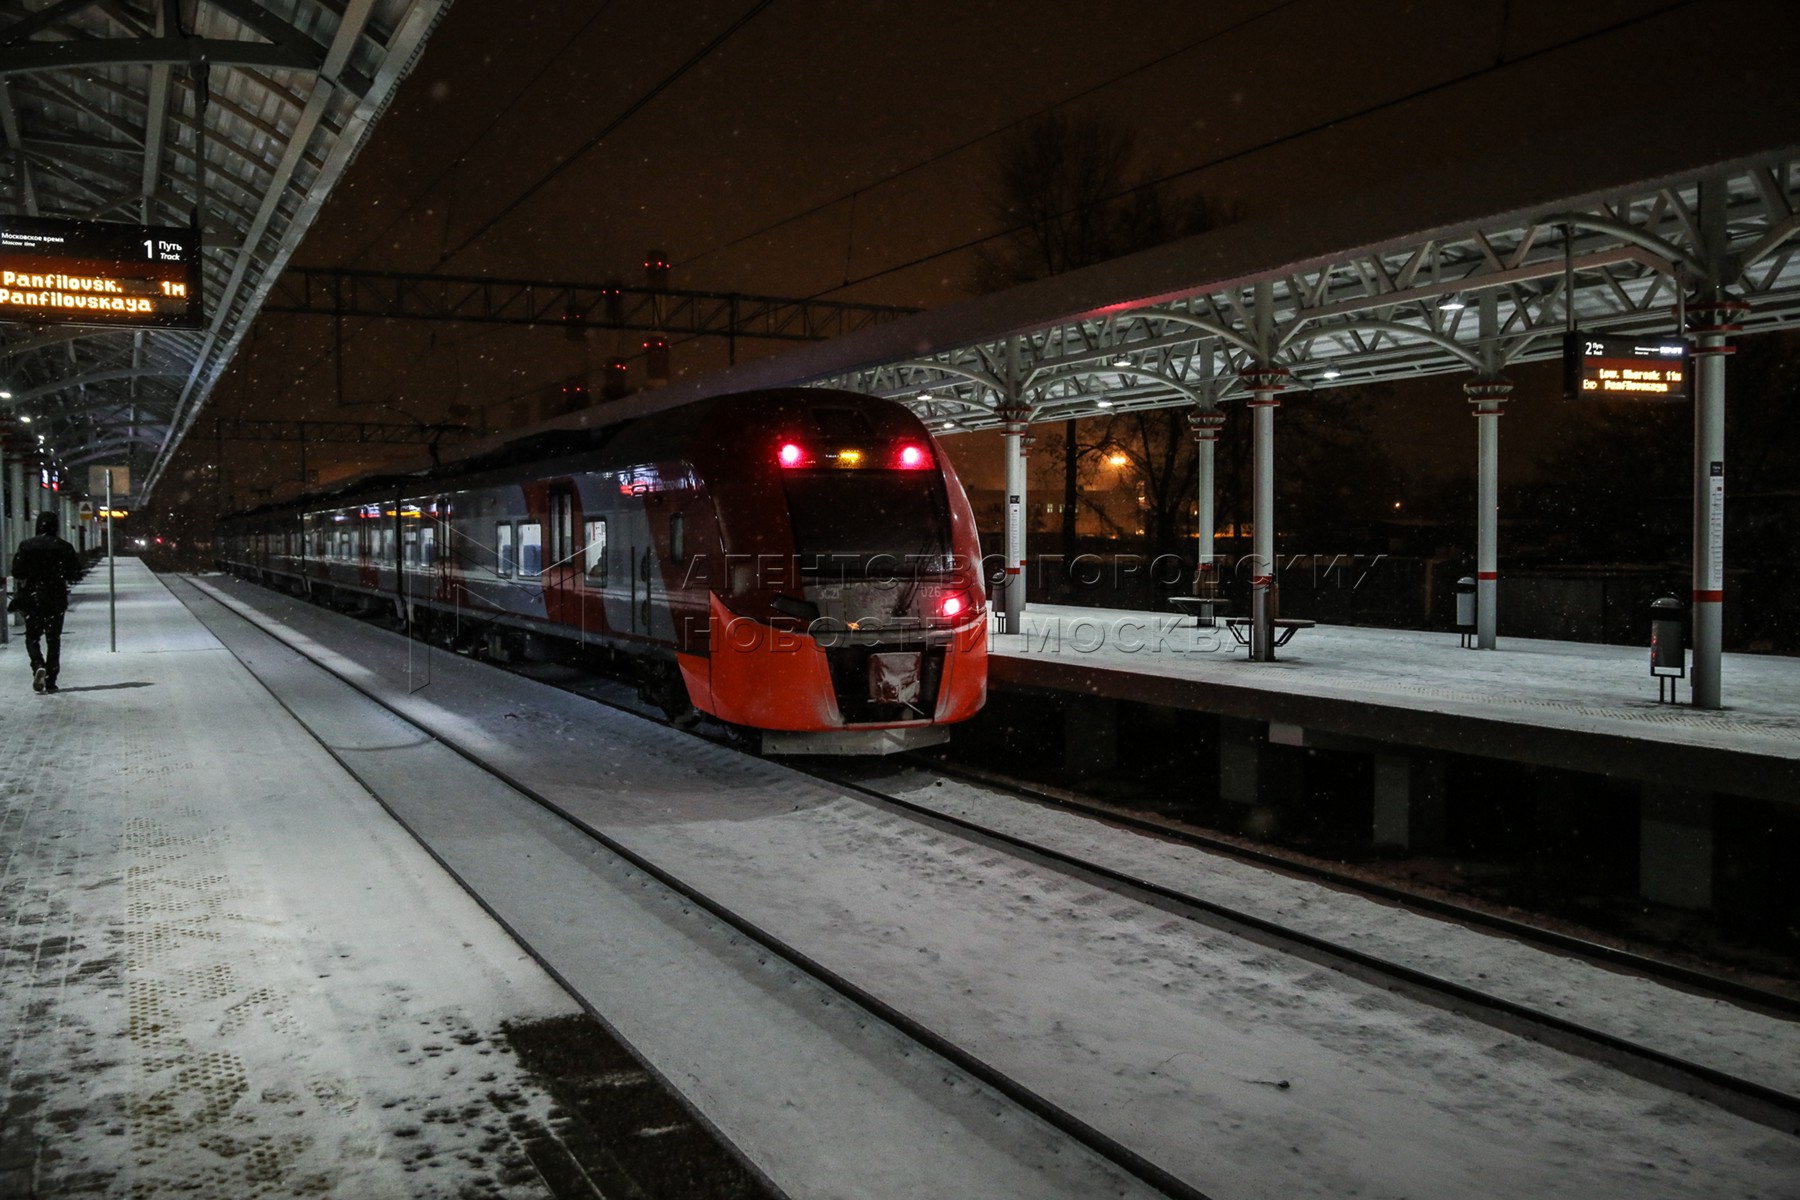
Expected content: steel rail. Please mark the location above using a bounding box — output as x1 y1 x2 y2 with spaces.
197 566 1800 1141
179 573 1216 1200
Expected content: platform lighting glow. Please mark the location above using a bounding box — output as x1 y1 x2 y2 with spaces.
778 442 805 467
1112 355 1132 366
1107 452 1130 467
1095 399 1113 408
0 390 11 399
18 414 29 422
917 391 932 401
1439 292 1468 311
1321 367 1341 380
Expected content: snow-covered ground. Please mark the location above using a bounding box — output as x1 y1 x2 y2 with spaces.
188 572 1800 1200
992 605 1800 762
0 563 587 1198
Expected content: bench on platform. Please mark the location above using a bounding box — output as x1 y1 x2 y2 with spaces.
1224 616 1316 648
1168 596 1228 628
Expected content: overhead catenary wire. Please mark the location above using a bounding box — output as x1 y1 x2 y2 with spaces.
431 0 779 271
799 0 1698 302
677 0 1306 274
343 1 622 266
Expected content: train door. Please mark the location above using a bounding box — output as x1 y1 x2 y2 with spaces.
544 483 580 628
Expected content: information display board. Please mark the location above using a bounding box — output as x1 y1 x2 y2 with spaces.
0 215 202 329
1563 330 1690 399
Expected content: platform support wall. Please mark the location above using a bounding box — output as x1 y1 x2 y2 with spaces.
1373 754 1448 851
1063 696 1119 777
1218 716 1260 806
1639 786 1714 911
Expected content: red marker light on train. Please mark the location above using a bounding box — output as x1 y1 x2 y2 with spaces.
778 442 806 467
896 444 929 469
940 594 965 617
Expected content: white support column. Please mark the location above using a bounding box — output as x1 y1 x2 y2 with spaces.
1464 379 1511 649
1240 367 1287 661
1188 403 1225 596
997 341 1032 636
0 447 11 643
1688 299 1738 710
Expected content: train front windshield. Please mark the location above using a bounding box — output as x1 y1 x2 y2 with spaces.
783 471 954 578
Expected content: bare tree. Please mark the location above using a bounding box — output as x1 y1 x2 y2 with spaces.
972 109 1238 562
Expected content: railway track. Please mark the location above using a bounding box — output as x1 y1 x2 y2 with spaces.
173 574 1192 1200
798 758 1800 1136
177 572 1800 1197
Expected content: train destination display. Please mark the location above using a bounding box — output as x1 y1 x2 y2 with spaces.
0 215 202 329
1563 330 1691 399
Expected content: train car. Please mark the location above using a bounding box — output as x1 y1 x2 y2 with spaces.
217 388 989 753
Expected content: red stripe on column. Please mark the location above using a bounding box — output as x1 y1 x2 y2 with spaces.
1692 590 1724 603
1005 566 1021 575
1477 571 1497 580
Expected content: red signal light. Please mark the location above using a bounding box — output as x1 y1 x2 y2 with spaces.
778 442 806 468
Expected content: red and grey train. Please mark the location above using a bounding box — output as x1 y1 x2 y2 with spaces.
216 388 989 753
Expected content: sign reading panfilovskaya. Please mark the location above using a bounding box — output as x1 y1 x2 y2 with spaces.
0 214 202 329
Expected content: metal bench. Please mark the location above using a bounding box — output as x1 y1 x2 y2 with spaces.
1223 616 1316 648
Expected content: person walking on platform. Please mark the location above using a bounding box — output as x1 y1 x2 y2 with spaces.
10 511 82 694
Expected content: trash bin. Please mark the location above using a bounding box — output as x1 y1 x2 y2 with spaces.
1650 595 1685 703
1455 576 1476 647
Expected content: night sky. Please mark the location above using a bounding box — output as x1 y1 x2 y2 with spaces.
149 0 1746 525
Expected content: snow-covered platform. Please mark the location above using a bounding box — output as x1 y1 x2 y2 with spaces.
989 606 1800 802
0 558 585 1196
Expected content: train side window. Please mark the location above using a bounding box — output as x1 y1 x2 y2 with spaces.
496 522 515 576
421 525 436 566
519 522 543 577
584 519 607 584
669 513 686 564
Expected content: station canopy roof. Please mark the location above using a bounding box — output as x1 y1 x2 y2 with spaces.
0 0 446 503
578 101 1800 442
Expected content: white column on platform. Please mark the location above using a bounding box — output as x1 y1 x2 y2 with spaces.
1188 403 1225 594
1465 379 1511 650
1240 366 1287 661
1688 307 1734 710
997 337 1032 636
1686 182 1739 710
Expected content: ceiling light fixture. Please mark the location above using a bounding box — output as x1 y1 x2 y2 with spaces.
1439 292 1468 311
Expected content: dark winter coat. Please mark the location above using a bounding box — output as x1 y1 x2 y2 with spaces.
10 533 81 616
